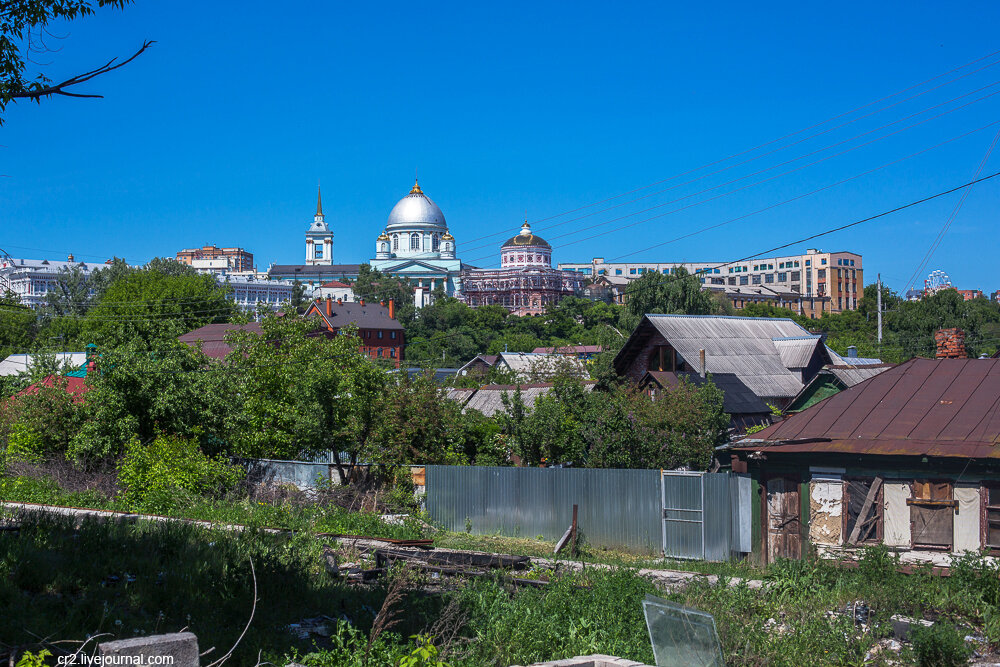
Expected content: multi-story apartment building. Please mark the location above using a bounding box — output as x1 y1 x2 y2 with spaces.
176 245 254 274
560 248 863 315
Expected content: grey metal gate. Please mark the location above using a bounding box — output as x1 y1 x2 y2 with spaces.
661 471 706 560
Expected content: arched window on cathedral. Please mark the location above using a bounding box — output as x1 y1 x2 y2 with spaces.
432 234 440 252
392 235 399 251
410 233 420 251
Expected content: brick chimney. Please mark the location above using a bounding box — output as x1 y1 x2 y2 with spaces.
388 298 395 319
360 298 365 306
325 296 332 317
934 328 966 359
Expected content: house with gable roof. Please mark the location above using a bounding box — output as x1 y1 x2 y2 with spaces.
613 314 837 424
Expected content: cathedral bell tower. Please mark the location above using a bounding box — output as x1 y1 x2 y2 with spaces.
305 185 334 266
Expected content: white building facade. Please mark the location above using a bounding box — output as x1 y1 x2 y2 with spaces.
220 275 295 312
0 257 107 309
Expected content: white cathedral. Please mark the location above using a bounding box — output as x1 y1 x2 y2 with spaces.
370 179 463 306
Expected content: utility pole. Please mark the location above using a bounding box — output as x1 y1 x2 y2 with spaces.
877 273 883 346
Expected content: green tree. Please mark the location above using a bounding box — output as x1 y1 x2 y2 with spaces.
369 373 480 467
290 279 308 313
495 375 728 470
0 290 36 357
352 265 415 321
620 268 716 331
68 339 232 463
1 1 152 123
224 313 383 475
83 264 235 348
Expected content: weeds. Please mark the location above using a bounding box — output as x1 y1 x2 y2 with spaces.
910 622 973 667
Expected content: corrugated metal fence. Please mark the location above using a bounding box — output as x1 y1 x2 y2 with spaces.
425 466 750 558
425 466 662 553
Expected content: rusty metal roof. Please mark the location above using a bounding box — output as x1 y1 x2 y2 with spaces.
734 358 1000 459
178 323 263 359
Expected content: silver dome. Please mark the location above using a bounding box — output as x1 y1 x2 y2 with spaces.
386 181 447 231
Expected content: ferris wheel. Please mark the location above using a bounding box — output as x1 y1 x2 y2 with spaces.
926 269 952 292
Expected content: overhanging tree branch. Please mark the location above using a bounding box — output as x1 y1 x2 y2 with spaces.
10 39 154 101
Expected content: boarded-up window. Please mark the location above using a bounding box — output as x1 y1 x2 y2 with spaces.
909 480 955 549
845 478 882 544
985 485 1000 550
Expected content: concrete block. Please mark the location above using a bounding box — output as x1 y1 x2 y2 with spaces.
891 615 933 641
98 632 199 667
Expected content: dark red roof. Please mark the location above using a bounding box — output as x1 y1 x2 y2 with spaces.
734 358 1000 459
19 375 89 401
178 323 263 360
321 280 350 288
305 300 404 332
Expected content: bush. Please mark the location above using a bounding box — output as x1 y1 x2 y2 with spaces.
3 424 44 464
910 622 972 667
117 434 245 513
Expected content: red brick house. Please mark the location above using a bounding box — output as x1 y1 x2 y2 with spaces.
303 297 404 367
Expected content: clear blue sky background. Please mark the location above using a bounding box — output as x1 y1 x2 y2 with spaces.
2 0 999 294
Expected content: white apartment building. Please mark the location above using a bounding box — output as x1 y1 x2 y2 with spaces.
559 248 863 313
0 257 108 309
1 256 294 313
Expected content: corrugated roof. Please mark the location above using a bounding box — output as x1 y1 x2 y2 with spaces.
643 371 770 415
456 382 596 417
733 358 1000 459
772 336 824 369
825 346 885 365
0 352 86 377
499 352 588 379
445 388 475 405
532 345 603 355
826 364 895 387
618 315 816 399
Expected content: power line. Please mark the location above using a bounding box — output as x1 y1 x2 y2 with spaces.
903 127 1000 293
450 49 1000 251
459 80 1000 261
463 109 1000 269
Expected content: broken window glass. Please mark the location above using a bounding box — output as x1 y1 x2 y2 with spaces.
642 594 724 667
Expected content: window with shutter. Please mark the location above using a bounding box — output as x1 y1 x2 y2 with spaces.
984 485 1000 550
908 480 955 549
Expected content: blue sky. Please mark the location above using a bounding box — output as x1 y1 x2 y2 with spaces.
2 0 999 294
